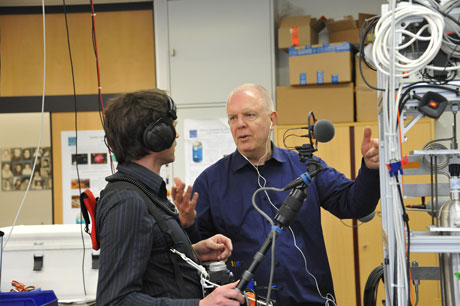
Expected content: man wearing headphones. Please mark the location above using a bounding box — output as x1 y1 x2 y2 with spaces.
96 89 244 306
173 83 380 306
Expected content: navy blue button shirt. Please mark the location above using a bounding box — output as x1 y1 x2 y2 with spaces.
186 145 380 305
96 162 202 306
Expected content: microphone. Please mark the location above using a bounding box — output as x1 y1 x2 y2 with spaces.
277 159 324 227
309 119 335 143
283 119 335 191
274 186 308 227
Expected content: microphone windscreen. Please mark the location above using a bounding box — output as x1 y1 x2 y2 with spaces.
313 120 335 143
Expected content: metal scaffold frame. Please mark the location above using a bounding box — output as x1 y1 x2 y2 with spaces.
375 1 460 305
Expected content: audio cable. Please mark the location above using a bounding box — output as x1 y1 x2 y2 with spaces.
363 265 385 306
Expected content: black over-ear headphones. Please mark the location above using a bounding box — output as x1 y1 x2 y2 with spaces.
143 95 178 152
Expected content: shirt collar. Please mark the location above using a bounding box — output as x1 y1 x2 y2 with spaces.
231 142 287 172
114 161 167 198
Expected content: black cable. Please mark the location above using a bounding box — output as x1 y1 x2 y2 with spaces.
62 0 87 296
363 265 385 306
444 6 460 53
413 0 460 28
358 17 385 91
282 127 308 150
423 36 460 83
88 0 114 174
359 17 379 72
339 219 362 228
421 67 457 84
420 48 458 83
443 37 460 72
414 282 420 306
89 0 105 130
419 4 460 83
394 175 412 306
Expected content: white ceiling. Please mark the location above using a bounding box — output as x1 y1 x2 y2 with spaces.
1 0 150 6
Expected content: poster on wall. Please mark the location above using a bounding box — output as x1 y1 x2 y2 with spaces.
61 130 174 224
1 147 52 192
61 130 114 224
183 119 236 185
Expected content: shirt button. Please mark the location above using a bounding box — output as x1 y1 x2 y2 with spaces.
276 262 280 267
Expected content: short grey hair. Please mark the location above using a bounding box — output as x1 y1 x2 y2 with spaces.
227 83 274 114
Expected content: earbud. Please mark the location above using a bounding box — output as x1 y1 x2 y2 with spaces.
269 122 273 130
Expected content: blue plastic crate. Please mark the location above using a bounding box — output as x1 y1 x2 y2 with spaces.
0 290 58 306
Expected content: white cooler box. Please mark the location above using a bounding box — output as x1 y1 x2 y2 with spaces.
0 224 98 301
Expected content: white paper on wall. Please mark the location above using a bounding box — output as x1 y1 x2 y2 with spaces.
183 119 236 185
61 130 114 224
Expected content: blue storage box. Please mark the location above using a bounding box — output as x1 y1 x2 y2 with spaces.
0 290 58 306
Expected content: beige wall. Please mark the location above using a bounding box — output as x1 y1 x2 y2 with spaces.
0 113 52 227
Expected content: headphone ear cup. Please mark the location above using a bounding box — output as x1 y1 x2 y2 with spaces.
143 119 176 152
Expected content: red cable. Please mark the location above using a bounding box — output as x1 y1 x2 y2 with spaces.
90 0 104 113
89 0 115 172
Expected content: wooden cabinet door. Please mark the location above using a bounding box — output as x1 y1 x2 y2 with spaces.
0 10 155 96
276 123 357 306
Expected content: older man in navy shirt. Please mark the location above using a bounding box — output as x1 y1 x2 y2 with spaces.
173 83 380 306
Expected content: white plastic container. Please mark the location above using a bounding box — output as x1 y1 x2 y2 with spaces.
0 224 98 301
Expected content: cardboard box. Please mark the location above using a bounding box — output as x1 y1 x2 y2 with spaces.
276 83 354 125
356 88 378 122
327 16 359 44
289 42 352 85
0 225 98 300
355 54 377 89
327 13 375 44
278 16 326 49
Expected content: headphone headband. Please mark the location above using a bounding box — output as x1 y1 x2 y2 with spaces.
167 96 177 120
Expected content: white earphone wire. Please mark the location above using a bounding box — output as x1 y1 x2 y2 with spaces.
240 122 336 306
